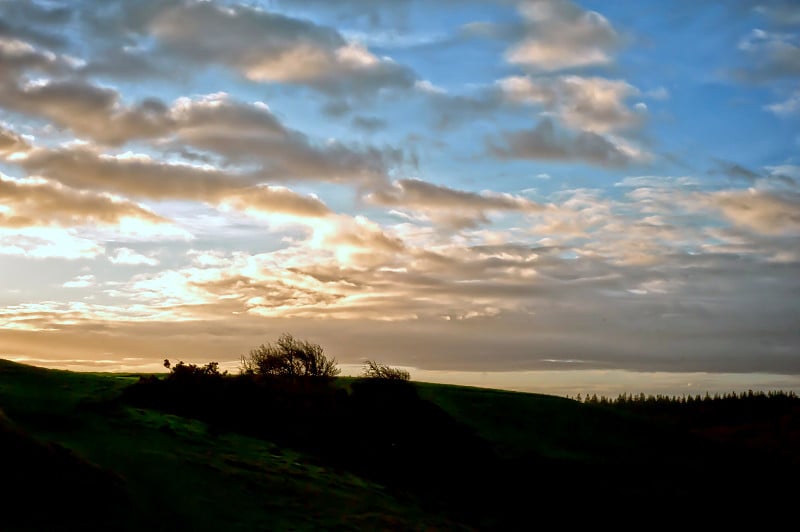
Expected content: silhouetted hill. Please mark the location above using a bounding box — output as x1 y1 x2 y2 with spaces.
0 408 125 530
1 358 797 530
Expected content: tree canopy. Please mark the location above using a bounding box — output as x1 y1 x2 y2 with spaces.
240 333 340 378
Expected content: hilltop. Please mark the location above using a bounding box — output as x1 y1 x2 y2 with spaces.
0 358 798 530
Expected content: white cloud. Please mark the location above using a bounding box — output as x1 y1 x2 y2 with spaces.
108 247 159 266
499 75 642 133
415 79 447 94
0 227 104 259
645 87 670 100
765 90 800 116
506 0 620 71
63 274 96 288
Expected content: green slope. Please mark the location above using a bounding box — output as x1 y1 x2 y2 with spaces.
0 360 462 531
416 381 698 462
1 359 796 530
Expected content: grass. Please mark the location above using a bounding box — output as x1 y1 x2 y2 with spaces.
416 381 700 462
1 358 798 530
0 360 459 531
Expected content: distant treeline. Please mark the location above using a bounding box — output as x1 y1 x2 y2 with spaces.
569 390 800 437
570 389 798 406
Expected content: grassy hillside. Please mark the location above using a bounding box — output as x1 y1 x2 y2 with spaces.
0 360 459 531
1 359 797 530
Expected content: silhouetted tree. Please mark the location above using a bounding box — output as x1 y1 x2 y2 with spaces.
167 360 225 380
361 360 411 381
240 333 340 377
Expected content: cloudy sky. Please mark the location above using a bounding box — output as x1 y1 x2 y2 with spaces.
0 0 798 396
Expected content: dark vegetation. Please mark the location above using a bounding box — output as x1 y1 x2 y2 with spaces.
1 336 799 530
361 359 411 381
0 408 125 531
579 390 800 465
239 333 340 378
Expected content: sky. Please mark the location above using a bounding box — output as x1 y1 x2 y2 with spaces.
0 0 799 397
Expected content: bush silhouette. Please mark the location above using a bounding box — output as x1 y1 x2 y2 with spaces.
240 333 340 377
166 360 225 380
361 360 410 381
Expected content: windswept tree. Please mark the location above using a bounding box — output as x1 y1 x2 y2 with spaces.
361 360 411 381
241 333 340 377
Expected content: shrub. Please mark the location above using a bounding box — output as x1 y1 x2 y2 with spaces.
240 333 340 378
165 360 225 380
361 360 411 381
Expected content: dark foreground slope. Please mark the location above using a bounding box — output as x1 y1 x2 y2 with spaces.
1 359 798 530
417 383 800 522
0 360 461 531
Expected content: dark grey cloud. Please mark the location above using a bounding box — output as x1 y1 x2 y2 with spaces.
0 74 402 184
137 0 416 95
423 73 644 140
459 20 522 41
275 0 505 28
366 178 543 229
735 28 800 82
488 118 634 167
712 159 798 187
368 178 541 211
753 1 800 27
170 96 402 184
0 37 64 82
3 1 418 99
713 158 760 182
0 124 29 155
0 79 173 145
0 1 72 49
351 116 387 133
78 46 170 79
427 88 504 130
18 146 332 218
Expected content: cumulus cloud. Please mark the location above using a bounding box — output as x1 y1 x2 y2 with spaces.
3 175 800 374
63 274 96 288
425 73 645 143
488 118 638 167
506 0 621 71
0 173 168 229
736 28 800 81
499 75 643 133
221 186 332 219
765 90 800 116
0 37 63 82
2 86 399 185
366 179 543 228
709 189 800 235
169 94 400 184
0 226 103 260
108 248 159 266
0 0 797 380
19 146 333 219
754 2 800 26
0 2 72 49
351 115 387 133
0 79 172 146
0 125 29 156
143 0 415 95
